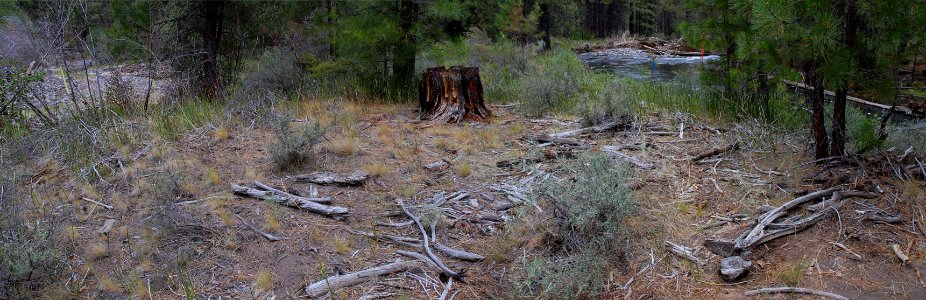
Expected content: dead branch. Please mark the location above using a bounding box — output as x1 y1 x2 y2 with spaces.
81 197 113 210
438 277 453 300
233 214 283 241
304 260 425 298
430 220 485 262
830 242 862 260
665 241 704 265
252 181 332 204
532 135 583 146
348 229 422 248
602 147 655 169
892 244 910 264
292 171 369 186
550 120 625 138
396 198 461 278
231 184 348 218
735 188 839 249
744 287 848 300
735 190 878 250
690 142 740 162
396 250 440 271
376 220 415 227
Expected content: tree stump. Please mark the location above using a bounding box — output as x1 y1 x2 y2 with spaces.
418 66 491 123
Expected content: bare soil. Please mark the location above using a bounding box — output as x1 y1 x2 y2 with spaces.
31 102 926 299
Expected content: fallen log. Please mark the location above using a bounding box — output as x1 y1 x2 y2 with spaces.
304 260 424 298
234 214 284 241
397 198 461 278
690 142 740 162
418 66 491 123
735 190 878 250
892 244 910 264
231 184 348 217
549 119 628 139
532 135 583 146
602 146 655 169
253 181 332 204
292 171 369 186
665 241 705 265
744 287 848 300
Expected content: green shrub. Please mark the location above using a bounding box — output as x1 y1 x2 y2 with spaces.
226 48 303 120
267 114 325 171
0 169 67 298
513 152 634 299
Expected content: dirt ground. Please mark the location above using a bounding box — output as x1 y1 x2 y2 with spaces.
33 101 926 299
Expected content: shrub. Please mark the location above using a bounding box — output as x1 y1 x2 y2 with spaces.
513 152 634 299
0 169 67 298
518 49 591 117
267 114 325 171
226 47 303 121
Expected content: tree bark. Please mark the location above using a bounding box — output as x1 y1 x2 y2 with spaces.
805 65 829 160
758 69 772 121
418 66 491 123
392 0 418 91
201 0 225 99
831 0 857 157
539 2 552 51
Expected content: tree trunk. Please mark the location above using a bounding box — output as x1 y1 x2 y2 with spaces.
418 66 491 123
201 0 224 99
831 0 857 157
392 0 418 91
806 66 829 160
539 2 552 51
758 69 771 121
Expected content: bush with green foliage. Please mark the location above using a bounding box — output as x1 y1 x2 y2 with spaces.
267 114 325 171
226 48 303 120
513 152 634 298
0 168 67 298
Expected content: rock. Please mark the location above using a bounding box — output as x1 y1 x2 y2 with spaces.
98 219 116 234
704 239 736 257
719 256 752 282
424 160 449 171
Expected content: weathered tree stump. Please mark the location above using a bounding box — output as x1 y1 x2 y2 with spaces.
418 66 491 123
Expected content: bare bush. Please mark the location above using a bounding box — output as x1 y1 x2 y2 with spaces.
267 114 325 171
513 152 634 298
0 16 43 66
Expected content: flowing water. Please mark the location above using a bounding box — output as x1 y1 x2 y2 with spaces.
578 50 721 84
578 49 923 123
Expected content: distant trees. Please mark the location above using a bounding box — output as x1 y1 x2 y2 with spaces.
687 0 926 159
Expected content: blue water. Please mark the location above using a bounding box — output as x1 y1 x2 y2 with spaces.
578 51 721 83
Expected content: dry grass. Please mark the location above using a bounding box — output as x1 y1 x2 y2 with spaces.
98 274 122 293
254 270 274 291
264 213 281 232
207 169 221 186
771 260 808 286
334 237 352 255
213 208 236 227
213 126 230 141
456 162 473 177
363 162 390 177
88 242 108 260
328 135 362 156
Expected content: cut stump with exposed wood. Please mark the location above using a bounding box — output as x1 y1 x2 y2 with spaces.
418 66 491 123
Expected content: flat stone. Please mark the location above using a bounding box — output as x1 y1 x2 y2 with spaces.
98 219 116 234
719 256 752 282
704 239 736 257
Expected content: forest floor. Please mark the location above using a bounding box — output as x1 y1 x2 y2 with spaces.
21 100 926 299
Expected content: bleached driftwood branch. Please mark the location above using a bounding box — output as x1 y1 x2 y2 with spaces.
292 171 369 186
304 260 424 298
744 287 848 300
231 184 348 217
